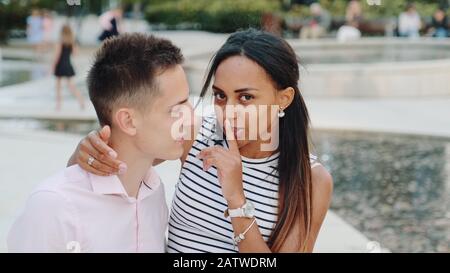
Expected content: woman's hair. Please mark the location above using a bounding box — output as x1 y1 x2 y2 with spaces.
199 29 313 252
60 24 74 46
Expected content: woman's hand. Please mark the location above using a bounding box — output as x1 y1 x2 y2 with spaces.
197 119 245 207
73 125 126 176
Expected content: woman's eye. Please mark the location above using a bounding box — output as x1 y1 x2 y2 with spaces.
240 94 254 102
214 93 226 101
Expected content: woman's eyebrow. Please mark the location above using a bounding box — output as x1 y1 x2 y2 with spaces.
212 85 258 93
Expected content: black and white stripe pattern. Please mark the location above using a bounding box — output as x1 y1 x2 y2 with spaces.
167 115 318 253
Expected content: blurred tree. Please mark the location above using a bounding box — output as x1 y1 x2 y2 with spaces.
1 0 449 42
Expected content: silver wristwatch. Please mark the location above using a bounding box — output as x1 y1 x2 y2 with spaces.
224 200 255 218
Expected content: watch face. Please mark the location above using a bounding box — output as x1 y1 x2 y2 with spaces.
244 201 255 216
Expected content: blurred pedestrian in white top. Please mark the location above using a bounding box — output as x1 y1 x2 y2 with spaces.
398 3 422 38
27 9 43 52
337 20 361 42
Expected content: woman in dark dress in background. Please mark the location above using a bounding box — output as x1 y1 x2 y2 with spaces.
52 24 85 111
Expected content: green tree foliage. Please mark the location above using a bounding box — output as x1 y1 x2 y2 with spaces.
145 0 280 32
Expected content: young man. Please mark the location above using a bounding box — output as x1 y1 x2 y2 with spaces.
7 33 191 252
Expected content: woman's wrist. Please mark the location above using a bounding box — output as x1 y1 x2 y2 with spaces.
226 192 246 209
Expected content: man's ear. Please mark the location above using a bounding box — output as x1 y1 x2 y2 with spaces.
277 87 295 110
113 108 137 136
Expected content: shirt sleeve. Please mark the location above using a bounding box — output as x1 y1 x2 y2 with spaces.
7 190 80 253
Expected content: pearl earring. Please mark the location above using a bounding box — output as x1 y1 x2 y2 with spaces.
278 107 285 118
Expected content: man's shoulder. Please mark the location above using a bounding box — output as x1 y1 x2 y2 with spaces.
22 165 92 218
7 167 86 252
32 165 91 199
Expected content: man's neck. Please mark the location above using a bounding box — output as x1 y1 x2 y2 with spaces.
110 132 154 198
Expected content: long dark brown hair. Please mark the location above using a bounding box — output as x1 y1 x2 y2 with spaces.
198 29 312 252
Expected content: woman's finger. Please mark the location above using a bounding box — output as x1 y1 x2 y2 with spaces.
87 130 117 159
224 119 239 154
82 163 110 177
98 125 113 145
203 157 218 171
202 151 231 171
79 138 121 171
77 151 111 176
98 126 118 158
197 146 227 159
79 150 117 175
197 147 216 158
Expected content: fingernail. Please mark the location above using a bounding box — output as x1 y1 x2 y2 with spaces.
109 151 117 158
118 163 127 174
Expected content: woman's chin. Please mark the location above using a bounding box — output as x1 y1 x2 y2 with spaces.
235 139 249 149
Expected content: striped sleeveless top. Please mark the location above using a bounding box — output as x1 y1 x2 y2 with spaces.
167 116 319 253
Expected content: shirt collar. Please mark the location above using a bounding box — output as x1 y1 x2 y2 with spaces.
88 167 161 200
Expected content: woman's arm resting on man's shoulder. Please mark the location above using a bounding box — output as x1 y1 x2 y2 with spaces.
67 126 123 176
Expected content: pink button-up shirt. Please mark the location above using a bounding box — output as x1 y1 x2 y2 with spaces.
7 165 168 253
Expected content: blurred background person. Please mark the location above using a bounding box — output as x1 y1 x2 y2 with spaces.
398 3 422 38
52 25 85 111
337 0 363 43
98 7 123 42
337 20 361 42
300 3 331 39
346 0 363 24
428 7 449 38
42 10 54 52
26 9 44 53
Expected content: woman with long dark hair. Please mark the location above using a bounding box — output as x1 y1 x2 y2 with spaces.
68 29 332 252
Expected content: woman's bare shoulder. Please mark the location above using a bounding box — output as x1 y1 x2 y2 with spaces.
311 164 333 196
